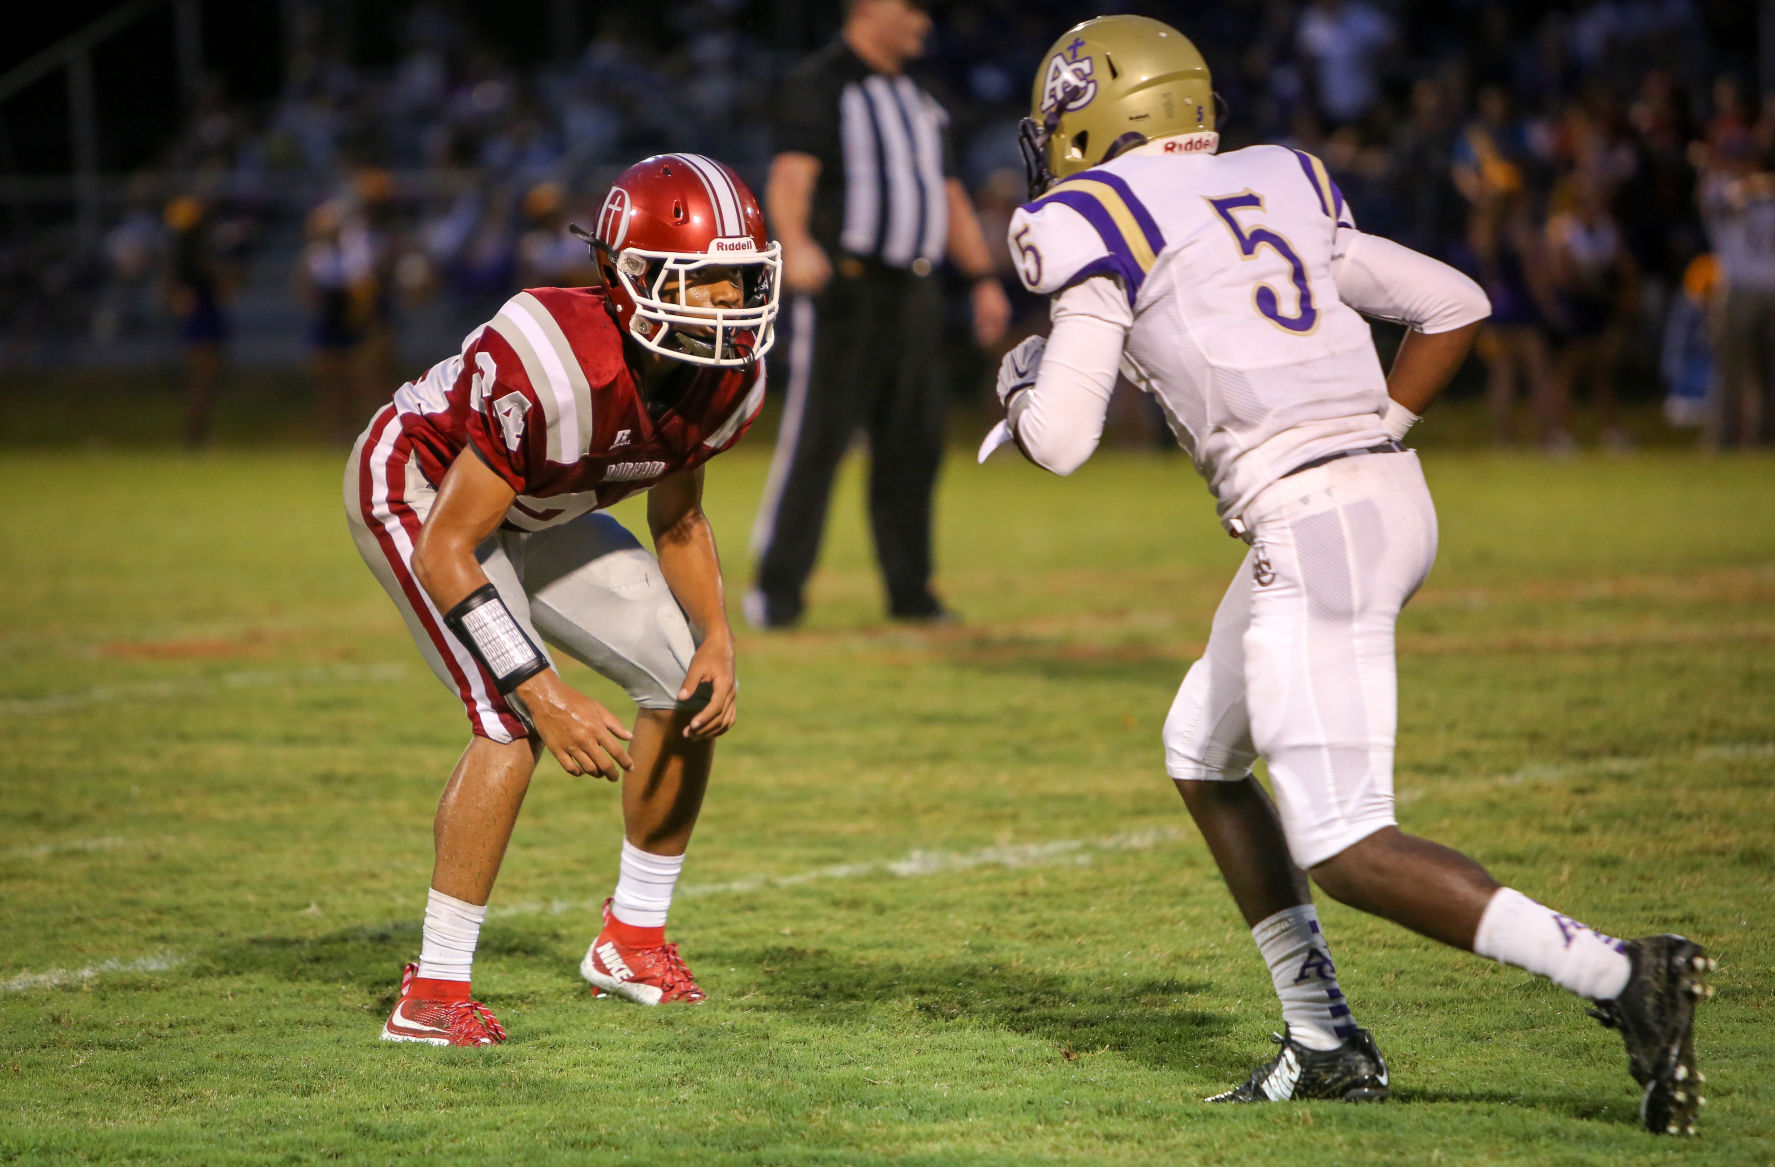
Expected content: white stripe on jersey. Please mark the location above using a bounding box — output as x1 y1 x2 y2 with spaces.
491 294 592 462
675 154 742 236
865 76 921 266
364 417 509 740
896 76 949 262
511 293 596 453
839 83 880 256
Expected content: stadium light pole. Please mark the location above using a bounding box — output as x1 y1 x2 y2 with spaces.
66 48 99 247
175 0 203 109
1762 1 1775 98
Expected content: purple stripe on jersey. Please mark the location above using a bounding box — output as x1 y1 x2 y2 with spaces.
1074 167 1167 257
1330 178 1347 224
1291 150 1331 217
1070 255 1143 307
1031 188 1146 304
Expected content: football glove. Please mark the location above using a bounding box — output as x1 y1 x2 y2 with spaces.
995 335 1045 407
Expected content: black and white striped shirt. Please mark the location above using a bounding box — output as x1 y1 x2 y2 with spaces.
775 41 955 271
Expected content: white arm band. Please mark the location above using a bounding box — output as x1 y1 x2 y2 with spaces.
1008 278 1130 476
443 584 548 694
1332 229 1491 334
1381 398 1420 440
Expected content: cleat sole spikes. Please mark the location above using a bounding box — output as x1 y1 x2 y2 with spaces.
1598 936 1713 1135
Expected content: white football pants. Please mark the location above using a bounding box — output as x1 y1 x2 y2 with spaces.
1164 450 1438 868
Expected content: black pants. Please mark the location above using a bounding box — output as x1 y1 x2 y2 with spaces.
751 265 946 620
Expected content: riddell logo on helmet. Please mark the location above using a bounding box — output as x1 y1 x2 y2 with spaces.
1163 135 1215 153
709 237 756 254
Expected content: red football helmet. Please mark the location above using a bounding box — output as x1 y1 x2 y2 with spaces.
570 153 781 367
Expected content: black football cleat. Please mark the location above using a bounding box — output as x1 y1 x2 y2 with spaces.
1206 1026 1390 1103
1588 934 1715 1135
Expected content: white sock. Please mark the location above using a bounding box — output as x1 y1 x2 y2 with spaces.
610 840 685 929
416 888 487 984
1252 905 1357 1051
1473 887 1631 1000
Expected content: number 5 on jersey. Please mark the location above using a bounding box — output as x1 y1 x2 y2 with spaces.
1206 192 1318 335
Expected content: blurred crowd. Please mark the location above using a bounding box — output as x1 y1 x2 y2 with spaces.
4 0 1771 450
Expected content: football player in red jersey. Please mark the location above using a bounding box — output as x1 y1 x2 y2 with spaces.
345 154 781 1044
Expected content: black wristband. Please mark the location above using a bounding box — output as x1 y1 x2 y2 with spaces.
442 584 549 694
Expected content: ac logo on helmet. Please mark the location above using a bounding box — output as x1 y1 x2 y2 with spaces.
1040 39 1098 114
598 187 632 249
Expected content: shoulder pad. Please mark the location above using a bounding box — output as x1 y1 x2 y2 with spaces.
483 290 606 465
1010 168 1167 305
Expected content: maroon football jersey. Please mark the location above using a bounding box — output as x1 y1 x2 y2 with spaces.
391 286 765 530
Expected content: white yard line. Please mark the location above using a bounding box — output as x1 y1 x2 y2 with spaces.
4 836 128 860
1 952 182 993
0 663 411 717
1493 740 1774 786
489 825 1189 921
8 737 1769 992
1 826 1188 991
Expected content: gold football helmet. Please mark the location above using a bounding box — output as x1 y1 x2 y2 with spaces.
1019 15 1217 198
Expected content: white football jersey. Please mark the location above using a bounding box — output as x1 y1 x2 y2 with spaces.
1008 141 1394 521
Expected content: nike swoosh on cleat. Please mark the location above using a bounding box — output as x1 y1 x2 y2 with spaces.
1262 1048 1301 1101
390 1003 451 1034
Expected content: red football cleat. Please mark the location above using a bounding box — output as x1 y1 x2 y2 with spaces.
380 963 508 1046
579 899 707 1005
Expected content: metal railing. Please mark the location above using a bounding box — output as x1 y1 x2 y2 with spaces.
0 0 203 242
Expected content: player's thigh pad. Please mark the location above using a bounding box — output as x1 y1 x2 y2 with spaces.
344 413 535 743
510 513 698 711
1239 452 1438 868
1164 553 1259 782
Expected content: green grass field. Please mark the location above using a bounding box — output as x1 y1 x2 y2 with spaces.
2 431 1772 1165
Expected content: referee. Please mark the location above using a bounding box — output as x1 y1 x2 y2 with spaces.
746 0 1010 629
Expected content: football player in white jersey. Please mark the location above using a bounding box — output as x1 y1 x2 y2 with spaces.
983 16 1712 1133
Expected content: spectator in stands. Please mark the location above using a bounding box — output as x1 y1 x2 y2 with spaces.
1696 131 1775 448
1453 86 1534 209
164 195 232 448
94 184 162 343
300 199 377 446
1661 253 1717 429
1467 165 1559 447
1295 0 1395 129
354 168 406 429
516 182 597 289
1545 172 1638 451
